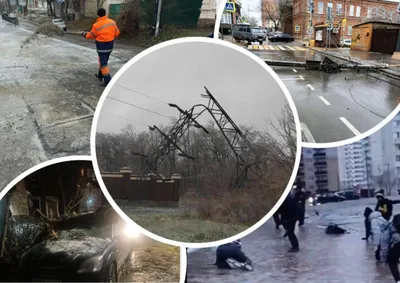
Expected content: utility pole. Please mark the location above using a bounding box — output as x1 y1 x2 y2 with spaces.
154 0 162 38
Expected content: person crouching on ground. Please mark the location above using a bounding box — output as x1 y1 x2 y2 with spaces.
367 209 390 261
215 240 253 271
362 207 373 240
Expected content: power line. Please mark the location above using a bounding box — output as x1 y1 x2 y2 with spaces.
113 83 169 105
107 96 174 119
100 110 149 127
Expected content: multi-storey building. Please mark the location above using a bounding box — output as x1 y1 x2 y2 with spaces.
298 147 339 193
291 0 399 39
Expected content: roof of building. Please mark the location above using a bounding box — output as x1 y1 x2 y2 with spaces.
354 21 400 28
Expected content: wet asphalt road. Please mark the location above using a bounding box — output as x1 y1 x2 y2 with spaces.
252 43 400 144
0 18 141 190
186 197 400 283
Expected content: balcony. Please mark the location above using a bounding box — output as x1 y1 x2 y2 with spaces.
297 171 304 176
315 170 327 175
314 161 327 166
316 179 328 184
299 162 304 167
313 152 326 157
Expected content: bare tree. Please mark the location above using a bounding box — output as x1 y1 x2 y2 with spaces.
366 7 397 23
370 166 398 196
261 0 292 32
249 17 258 26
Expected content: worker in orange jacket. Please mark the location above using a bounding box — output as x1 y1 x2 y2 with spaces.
82 8 120 86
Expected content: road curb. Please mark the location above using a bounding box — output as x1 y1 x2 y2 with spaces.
309 47 400 80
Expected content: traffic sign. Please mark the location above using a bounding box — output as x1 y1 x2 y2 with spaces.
225 2 236 13
295 25 301 32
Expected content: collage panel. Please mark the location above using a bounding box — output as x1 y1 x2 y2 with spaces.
0 0 223 190
0 158 181 282
187 111 400 283
218 0 400 144
91 38 302 244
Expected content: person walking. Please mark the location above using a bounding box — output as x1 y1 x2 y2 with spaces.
362 207 373 240
368 209 390 261
82 8 120 86
277 193 302 252
385 214 400 283
375 190 393 221
294 181 307 226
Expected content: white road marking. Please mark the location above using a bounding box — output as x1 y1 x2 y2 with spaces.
278 46 286 50
287 46 296 50
307 84 315 90
293 69 297 73
259 46 264 50
318 96 331 105
247 45 253 50
340 117 361 136
299 75 304 80
301 122 316 143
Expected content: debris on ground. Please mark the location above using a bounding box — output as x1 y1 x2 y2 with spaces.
119 243 180 282
36 22 64 36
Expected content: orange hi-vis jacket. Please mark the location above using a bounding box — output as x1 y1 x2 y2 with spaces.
85 16 120 43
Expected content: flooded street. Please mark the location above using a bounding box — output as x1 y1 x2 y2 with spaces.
187 197 400 283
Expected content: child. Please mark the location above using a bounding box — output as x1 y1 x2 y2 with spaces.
367 209 389 261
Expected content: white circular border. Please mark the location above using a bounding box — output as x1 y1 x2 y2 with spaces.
90 37 303 249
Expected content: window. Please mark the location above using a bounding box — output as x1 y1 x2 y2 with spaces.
349 5 354 16
356 6 361 17
318 2 324 14
396 155 400 162
395 132 400 138
221 13 232 24
396 120 400 126
309 177 314 181
308 158 313 163
348 25 352 35
337 3 342 15
306 150 312 154
308 168 313 172
367 7 372 17
309 185 314 190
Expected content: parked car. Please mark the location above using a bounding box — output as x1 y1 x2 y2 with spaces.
232 23 266 44
317 193 346 204
336 190 361 200
52 18 67 32
269 33 294 43
17 208 137 282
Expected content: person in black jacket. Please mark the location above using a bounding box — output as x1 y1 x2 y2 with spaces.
215 240 253 271
362 207 373 240
277 193 302 252
273 211 282 229
375 191 393 221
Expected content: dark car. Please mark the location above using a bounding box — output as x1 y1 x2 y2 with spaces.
336 190 361 200
17 211 136 282
269 33 294 43
317 193 346 204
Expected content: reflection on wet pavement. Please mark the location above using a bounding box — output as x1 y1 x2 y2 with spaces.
187 198 400 283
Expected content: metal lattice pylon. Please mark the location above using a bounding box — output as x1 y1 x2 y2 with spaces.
199 87 255 188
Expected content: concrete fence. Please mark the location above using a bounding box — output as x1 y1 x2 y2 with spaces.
101 168 182 202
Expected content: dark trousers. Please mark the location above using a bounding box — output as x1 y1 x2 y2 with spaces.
98 52 112 84
285 218 299 249
216 246 249 269
388 242 400 282
298 204 305 225
273 213 281 228
364 218 371 239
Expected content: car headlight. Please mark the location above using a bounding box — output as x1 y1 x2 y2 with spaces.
308 197 313 204
77 256 104 273
124 224 140 238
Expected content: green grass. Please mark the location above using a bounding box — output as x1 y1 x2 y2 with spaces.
125 210 249 243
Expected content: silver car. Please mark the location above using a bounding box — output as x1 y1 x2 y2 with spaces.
52 18 67 31
232 24 266 44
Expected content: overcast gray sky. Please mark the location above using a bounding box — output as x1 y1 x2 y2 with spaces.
96 41 292 140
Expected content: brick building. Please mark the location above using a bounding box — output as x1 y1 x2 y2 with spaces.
292 0 399 39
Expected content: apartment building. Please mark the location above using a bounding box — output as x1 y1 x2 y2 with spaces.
298 147 339 193
291 0 399 39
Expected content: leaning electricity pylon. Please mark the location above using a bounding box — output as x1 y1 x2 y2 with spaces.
197 86 259 188
126 103 208 198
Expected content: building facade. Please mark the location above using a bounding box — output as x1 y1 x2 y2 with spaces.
298 147 339 193
291 0 399 39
